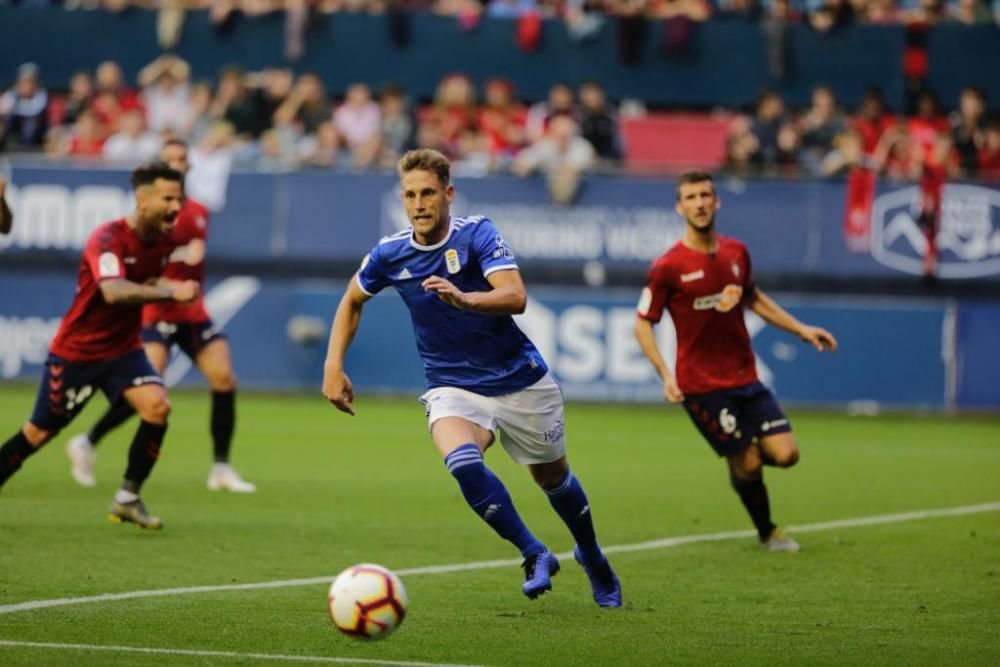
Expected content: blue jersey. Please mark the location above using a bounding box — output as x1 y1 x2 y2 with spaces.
357 215 548 396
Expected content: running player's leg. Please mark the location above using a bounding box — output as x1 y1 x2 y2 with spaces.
425 388 552 598
684 385 789 548
499 374 620 606
193 333 254 492
1 355 99 489
748 390 800 550
66 340 169 487
530 456 623 608
433 415 547 560
195 336 236 462
105 350 170 528
726 443 776 542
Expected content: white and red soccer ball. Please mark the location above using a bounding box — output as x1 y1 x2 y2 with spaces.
328 563 408 640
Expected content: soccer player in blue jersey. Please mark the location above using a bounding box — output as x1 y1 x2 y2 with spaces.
322 148 622 607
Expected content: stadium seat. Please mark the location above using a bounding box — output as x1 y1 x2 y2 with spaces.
621 113 731 173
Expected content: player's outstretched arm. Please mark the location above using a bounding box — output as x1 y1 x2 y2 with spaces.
100 278 199 305
322 276 371 415
421 269 527 315
634 317 684 402
748 287 838 352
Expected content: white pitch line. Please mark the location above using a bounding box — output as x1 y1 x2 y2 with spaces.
0 640 484 667
1 501 998 618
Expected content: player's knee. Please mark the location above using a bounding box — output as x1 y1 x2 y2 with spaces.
23 423 55 448
208 370 236 392
778 447 800 467
771 444 800 468
728 451 762 481
534 471 564 490
138 395 172 424
530 460 570 490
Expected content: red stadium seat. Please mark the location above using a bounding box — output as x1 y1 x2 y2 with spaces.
621 113 731 173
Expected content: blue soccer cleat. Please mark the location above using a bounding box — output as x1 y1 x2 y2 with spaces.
521 550 560 599
574 546 622 608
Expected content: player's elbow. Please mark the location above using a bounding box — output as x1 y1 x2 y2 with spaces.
509 290 527 314
99 282 124 304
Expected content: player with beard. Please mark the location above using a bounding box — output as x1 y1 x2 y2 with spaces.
634 171 837 552
0 162 198 529
66 139 255 493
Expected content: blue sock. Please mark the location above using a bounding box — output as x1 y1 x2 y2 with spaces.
545 469 602 564
444 444 545 558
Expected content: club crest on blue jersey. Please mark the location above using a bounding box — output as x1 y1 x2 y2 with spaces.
445 248 461 274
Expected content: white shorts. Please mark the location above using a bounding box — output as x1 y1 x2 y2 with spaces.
419 372 567 465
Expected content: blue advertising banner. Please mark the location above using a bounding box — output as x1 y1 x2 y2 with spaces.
955 302 1000 409
3 166 999 281
1 272 974 410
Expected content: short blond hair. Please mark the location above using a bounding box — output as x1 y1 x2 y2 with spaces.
397 148 451 186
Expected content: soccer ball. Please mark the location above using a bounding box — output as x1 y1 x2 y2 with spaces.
327 563 408 640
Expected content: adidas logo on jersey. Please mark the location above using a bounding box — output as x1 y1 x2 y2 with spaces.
397 268 412 280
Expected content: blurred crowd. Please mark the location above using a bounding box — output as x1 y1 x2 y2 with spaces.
0 58 624 202
1 56 998 206
724 85 1000 183
2 0 999 28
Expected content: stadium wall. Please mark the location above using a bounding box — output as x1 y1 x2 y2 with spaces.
2 272 996 410
4 166 1000 283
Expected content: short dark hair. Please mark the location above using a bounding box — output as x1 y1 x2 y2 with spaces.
130 162 183 190
162 138 188 151
397 148 450 186
676 170 715 200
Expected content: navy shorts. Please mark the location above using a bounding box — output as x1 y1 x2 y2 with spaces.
682 381 792 458
29 349 162 432
140 320 225 360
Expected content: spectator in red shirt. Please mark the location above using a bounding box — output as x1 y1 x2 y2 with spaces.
478 78 527 162
916 130 960 277
851 88 895 157
908 90 949 151
55 111 106 158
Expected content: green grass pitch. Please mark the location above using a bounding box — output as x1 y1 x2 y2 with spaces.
0 385 998 666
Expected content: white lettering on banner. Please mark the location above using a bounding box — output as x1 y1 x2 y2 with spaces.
0 316 61 377
515 297 773 387
870 184 1000 278
607 309 651 382
558 307 605 382
0 184 131 251
380 188 684 262
515 298 676 384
